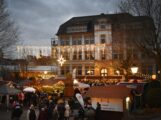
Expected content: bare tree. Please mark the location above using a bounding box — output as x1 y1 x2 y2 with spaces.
0 0 19 58
119 0 161 77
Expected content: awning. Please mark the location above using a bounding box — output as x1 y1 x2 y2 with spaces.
0 84 21 95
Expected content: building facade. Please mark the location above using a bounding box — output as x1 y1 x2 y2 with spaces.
17 45 51 59
52 13 155 77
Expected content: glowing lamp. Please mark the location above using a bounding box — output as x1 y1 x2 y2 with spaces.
131 66 138 74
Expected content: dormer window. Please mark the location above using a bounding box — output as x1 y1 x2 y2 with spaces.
67 26 87 33
98 19 107 29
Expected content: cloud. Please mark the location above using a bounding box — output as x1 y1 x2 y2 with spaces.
7 0 119 45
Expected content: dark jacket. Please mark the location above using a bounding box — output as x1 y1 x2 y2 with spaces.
29 109 36 120
11 105 23 119
38 108 48 120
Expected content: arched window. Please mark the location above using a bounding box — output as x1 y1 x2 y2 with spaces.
101 68 108 76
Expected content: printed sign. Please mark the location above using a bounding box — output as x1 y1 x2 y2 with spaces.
91 98 123 112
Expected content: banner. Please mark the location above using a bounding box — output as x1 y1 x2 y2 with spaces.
76 93 84 109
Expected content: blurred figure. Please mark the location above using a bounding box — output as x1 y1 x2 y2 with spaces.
27 104 36 120
38 107 47 120
64 100 71 120
47 100 55 120
95 102 101 120
55 99 65 120
84 97 95 120
11 101 23 120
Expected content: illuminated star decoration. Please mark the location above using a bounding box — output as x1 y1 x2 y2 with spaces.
57 55 66 66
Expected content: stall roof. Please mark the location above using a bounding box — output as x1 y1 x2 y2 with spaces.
40 79 61 85
86 85 131 99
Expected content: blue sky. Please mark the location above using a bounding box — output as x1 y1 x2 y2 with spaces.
7 0 120 46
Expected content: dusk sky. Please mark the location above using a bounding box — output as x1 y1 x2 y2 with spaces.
7 0 120 46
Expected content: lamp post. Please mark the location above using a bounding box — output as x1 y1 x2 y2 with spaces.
131 65 138 75
131 65 138 82
131 65 141 110
152 74 156 80
116 70 120 75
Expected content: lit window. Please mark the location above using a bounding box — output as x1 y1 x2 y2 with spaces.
85 66 94 75
101 68 108 76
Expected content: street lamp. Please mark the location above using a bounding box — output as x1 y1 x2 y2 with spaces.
44 71 48 75
116 70 120 75
73 79 79 84
131 65 138 74
152 74 156 80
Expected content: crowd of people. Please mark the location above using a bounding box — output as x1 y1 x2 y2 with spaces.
10 88 101 120
79 79 121 86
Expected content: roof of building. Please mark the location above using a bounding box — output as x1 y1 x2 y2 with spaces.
86 85 131 99
57 13 153 35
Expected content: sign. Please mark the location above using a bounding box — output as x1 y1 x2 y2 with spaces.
91 98 123 112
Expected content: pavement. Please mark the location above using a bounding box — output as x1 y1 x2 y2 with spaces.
0 109 28 120
0 108 76 120
1 108 161 120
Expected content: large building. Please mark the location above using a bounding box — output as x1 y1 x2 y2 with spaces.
17 45 51 59
52 13 155 77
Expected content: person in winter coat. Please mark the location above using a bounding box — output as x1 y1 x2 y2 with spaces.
27 104 36 120
95 102 101 120
38 107 48 120
11 102 23 120
64 100 71 120
55 99 65 120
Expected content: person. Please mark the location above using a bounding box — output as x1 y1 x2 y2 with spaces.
84 98 95 120
64 100 71 120
27 104 37 120
55 99 65 120
11 101 23 120
95 102 101 120
18 92 25 105
47 100 55 120
38 107 48 120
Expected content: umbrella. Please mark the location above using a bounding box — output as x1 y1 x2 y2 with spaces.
0 84 21 95
23 87 36 92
